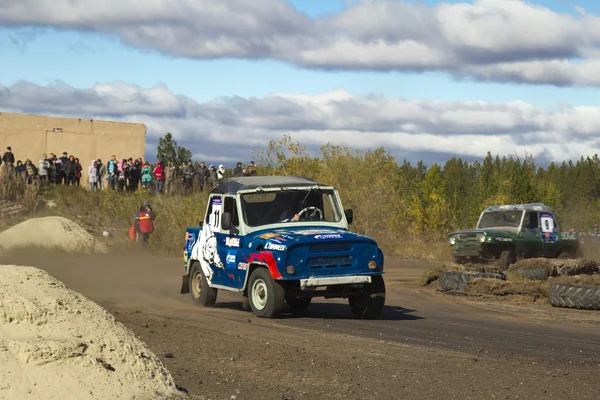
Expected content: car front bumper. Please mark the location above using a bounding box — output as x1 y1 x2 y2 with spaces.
299 275 372 290
452 249 483 258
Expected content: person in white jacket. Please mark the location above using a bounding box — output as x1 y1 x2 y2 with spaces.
88 159 99 192
217 164 226 180
38 154 50 183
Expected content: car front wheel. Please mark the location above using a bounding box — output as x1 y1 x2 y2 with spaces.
248 268 285 318
348 275 385 319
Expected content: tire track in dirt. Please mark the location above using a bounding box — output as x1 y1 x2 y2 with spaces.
3 250 600 399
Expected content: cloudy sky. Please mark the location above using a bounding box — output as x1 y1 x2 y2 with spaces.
2 0 600 166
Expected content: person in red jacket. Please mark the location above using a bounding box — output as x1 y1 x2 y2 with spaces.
129 201 156 245
153 161 164 195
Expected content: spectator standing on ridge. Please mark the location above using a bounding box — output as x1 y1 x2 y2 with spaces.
248 161 257 176
59 152 69 184
48 158 60 186
118 159 129 191
2 147 15 166
15 160 25 179
208 165 218 189
65 155 78 185
233 162 243 177
96 159 106 190
128 159 141 191
107 155 118 190
74 158 83 186
38 153 49 183
153 161 164 194
164 161 176 195
182 161 195 192
24 159 38 185
197 161 209 192
217 164 226 180
88 160 98 192
141 161 153 190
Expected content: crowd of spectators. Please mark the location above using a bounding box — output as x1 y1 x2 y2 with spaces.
0 146 259 197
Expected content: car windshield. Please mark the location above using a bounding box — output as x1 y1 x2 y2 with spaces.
477 210 523 229
241 189 343 227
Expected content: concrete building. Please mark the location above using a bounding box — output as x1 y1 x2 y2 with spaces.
0 111 146 185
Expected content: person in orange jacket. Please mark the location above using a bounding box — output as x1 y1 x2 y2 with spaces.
129 201 156 245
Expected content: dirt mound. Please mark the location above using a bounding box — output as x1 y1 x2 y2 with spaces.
0 265 182 400
466 278 548 299
551 275 600 287
509 258 554 271
509 258 598 276
420 261 465 286
0 216 108 254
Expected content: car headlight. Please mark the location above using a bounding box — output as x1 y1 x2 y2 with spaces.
449 237 456 246
478 234 485 242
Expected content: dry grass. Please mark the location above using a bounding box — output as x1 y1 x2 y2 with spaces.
35 186 445 259
393 239 451 261
0 162 457 260
37 185 208 256
551 274 600 287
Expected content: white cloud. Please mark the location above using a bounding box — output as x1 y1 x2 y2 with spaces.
2 0 600 85
1 80 599 164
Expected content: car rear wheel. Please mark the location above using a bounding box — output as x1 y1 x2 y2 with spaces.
348 275 385 319
558 251 574 259
248 268 285 318
189 262 217 307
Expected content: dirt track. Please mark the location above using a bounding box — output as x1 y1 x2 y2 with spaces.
2 250 600 400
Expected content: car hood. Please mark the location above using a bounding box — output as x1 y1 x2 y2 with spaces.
449 228 518 237
248 226 377 248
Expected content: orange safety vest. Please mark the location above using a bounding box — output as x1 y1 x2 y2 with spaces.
137 211 154 233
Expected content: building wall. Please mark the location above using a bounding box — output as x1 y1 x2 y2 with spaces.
0 112 146 185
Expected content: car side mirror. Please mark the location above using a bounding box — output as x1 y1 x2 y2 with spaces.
221 212 232 231
344 209 353 225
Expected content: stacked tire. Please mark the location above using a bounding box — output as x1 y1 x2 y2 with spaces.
440 271 505 291
549 284 600 310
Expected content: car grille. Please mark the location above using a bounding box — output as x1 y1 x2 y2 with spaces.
308 255 355 269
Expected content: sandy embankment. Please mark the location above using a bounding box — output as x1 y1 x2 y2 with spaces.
0 216 108 254
0 216 182 399
0 265 182 400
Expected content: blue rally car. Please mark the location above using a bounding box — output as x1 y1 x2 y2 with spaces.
180 176 385 319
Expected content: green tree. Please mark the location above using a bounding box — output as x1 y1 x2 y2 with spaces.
156 132 192 167
410 163 449 238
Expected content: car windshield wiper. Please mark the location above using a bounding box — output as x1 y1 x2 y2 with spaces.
298 185 321 212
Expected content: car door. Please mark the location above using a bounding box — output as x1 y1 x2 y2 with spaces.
217 196 245 289
519 211 543 257
540 212 559 256
198 194 228 287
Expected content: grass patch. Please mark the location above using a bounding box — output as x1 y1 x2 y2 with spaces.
393 239 451 261
37 186 208 256
32 186 448 259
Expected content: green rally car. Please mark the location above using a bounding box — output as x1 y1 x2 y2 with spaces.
448 203 580 270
